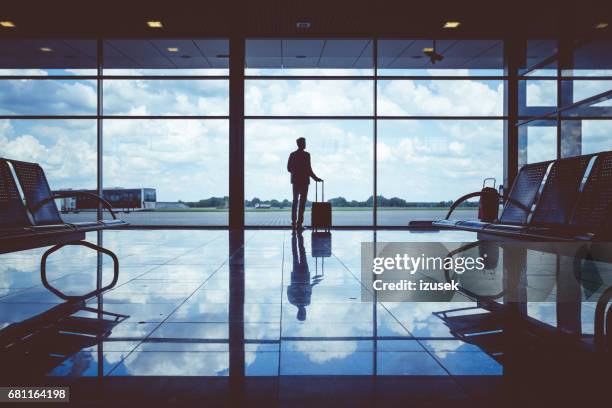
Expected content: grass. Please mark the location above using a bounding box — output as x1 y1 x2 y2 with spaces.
152 207 477 213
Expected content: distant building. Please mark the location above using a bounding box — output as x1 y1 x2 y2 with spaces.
55 188 156 212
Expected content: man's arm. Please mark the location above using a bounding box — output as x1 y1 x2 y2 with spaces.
306 153 323 182
287 152 294 173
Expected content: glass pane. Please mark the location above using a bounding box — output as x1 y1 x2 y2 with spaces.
521 39 557 77
518 120 557 167
245 80 373 116
377 80 503 116
377 120 503 225
0 79 96 115
103 119 228 226
582 120 612 154
571 80 612 104
561 120 612 157
245 120 373 226
103 39 229 76
571 39 612 76
103 79 229 116
0 119 98 222
0 39 97 75
523 80 557 107
377 39 504 76
245 39 373 76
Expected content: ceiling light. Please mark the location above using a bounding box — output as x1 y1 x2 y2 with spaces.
147 20 163 28
0 21 15 28
167 47 179 52
443 21 461 28
39 47 52 52
423 47 434 53
594 22 609 29
296 21 311 29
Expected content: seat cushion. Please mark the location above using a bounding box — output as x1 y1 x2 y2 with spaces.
100 219 129 228
68 221 103 231
456 220 491 230
432 219 461 228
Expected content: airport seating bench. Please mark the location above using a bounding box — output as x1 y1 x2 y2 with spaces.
0 158 127 254
0 158 130 364
434 151 612 241
0 157 129 300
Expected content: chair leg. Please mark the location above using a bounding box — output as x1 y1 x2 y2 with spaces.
41 240 119 301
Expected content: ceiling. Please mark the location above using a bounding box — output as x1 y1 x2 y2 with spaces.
0 0 610 71
0 0 610 39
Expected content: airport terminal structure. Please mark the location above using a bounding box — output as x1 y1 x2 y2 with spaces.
0 1 611 407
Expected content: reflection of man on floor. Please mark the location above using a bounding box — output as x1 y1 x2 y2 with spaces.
287 231 322 321
287 137 322 230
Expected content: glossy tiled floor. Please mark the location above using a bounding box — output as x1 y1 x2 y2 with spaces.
1 229 610 406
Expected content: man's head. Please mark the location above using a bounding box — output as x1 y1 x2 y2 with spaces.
297 305 307 321
296 137 306 150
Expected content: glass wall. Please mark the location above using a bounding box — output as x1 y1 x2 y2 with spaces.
0 39 98 221
3 37 609 227
245 39 374 226
518 39 612 168
101 39 230 226
0 38 230 226
376 39 505 225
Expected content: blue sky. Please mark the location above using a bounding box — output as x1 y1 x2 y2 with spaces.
0 69 609 202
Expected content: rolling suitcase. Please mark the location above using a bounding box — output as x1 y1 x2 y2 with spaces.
478 178 499 222
311 181 331 232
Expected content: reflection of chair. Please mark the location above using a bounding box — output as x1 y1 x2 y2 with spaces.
595 286 612 353
0 304 128 379
433 306 506 362
443 241 505 302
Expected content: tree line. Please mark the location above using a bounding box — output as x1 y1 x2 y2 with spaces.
180 196 478 208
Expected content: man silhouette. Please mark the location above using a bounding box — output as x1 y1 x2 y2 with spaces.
287 137 322 230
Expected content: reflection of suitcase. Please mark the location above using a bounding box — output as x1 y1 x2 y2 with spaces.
311 231 332 257
311 181 331 232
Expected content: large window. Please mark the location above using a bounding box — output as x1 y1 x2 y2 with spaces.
245 39 374 226
518 39 612 168
6 37 610 228
101 39 230 226
244 38 505 226
0 38 230 226
0 39 98 221
376 39 505 225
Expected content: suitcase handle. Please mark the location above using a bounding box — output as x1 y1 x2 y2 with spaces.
482 178 496 189
316 180 324 202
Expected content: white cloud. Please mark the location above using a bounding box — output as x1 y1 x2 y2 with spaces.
0 73 517 203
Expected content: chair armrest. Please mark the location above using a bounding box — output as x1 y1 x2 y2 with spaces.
445 191 487 220
446 191 531 220
33 191 118 219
